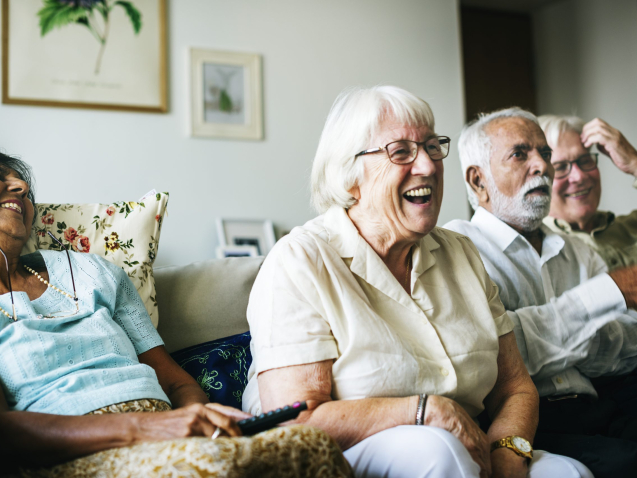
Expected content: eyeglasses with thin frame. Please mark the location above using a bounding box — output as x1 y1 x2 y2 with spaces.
0 231 79 321
355 136 451 165
552 153 599 179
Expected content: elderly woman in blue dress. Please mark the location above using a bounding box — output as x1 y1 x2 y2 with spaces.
0 153 351 477
242 86 592 478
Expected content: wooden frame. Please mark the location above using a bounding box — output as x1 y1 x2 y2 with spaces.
190 48 263 140
2 0 167 113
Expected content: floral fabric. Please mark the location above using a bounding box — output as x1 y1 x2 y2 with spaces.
21 426 353 478
171 332 252 407
21 193 169 327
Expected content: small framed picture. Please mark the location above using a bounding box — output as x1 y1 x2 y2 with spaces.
216 219 276 256
190 48 263 140
215 245 259 259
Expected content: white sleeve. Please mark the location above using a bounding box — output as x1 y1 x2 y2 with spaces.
509 272 635 380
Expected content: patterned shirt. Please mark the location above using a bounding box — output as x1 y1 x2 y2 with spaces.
0 250 169 416
543 210 637 271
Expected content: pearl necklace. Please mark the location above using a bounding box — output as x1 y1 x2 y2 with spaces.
0 265 77 321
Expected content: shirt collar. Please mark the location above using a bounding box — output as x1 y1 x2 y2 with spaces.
544 211 615 235
322 206 440 312
471 207 520 251
471 207 568 263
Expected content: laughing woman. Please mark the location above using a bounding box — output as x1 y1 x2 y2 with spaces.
242 86 592 478
0 152 352 478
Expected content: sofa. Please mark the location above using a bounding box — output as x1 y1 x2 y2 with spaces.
155 256 264 354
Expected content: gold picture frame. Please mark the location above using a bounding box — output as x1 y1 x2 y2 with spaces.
190 48 263 140
2 0 167 113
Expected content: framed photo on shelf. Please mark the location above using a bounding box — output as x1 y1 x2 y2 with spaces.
190 48 263 140
1 0 167 113
216 218 275 256
215 245 259 259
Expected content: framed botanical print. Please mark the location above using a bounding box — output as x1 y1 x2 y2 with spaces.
190 48 263 140
2 0 167 112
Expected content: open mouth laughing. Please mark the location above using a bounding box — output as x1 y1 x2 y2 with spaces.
403 186 432 205
0 201 24 215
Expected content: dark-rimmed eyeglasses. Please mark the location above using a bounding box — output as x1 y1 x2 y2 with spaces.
355 136 451 164
0 231 79 321
552 153 599 179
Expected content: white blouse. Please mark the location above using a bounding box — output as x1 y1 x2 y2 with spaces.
242 207 513 417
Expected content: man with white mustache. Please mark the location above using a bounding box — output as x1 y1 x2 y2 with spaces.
444 108 637 478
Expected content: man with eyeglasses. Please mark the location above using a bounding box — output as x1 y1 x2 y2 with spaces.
540 116 637 271
444 108 637 478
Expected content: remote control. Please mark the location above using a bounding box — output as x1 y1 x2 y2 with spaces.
238 401 308 436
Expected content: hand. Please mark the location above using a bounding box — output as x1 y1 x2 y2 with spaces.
490 448 528 478
581 118 637 176
130 402 252 444
424 395 491 477
609 265 637 309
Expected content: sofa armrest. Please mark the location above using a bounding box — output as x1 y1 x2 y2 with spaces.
155 257 263 353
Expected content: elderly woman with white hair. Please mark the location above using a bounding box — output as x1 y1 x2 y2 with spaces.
242 86 587 477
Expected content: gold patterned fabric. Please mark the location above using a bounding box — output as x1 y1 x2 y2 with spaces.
20 400 353 478
87 398 172 415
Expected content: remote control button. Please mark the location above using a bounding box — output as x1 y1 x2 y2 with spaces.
250 417 257 422
293 402 300 408
266 411 274 416
283 406 290 411
258 414 265 419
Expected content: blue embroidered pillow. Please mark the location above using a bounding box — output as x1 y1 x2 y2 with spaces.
170 332 252 407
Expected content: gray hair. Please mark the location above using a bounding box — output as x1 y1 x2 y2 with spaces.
458 107 539 210
537 114 585 149
310 85 435 213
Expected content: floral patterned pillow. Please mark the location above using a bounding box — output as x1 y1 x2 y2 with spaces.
21 192 169 327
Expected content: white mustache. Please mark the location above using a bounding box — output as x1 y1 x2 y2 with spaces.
521 176 553 196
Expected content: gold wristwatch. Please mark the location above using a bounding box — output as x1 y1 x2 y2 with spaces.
490 436 533 461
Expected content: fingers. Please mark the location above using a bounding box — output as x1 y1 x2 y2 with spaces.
201 406 243 437
205 402 252 421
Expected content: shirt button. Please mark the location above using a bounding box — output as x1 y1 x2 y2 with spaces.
440 368 449 377
103 370 108 375
556 377 563 384
68 359 74 365
67 345 72 350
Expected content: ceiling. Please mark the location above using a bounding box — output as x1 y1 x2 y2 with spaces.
460 0 563 13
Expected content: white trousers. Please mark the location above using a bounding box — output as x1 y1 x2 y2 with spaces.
343 426 593 478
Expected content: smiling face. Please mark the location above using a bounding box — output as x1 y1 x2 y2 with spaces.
0 166 35 245
349 121 444 245
548 129 601 231
484 117 554 232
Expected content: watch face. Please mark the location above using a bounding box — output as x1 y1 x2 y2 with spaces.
512 436 532 453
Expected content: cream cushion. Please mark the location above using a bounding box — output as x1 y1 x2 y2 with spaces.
21 193 169 327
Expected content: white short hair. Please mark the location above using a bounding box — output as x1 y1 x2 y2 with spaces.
458 107 539 210
537 114 585 149
310 85 435 213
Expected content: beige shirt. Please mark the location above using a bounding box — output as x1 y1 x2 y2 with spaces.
543 209 637 271
242 207 513 418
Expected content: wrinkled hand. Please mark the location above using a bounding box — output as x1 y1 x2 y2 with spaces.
610 265 637 309
490 448 528 478
425 395 491 477
581 118 637 176
131 402 252 444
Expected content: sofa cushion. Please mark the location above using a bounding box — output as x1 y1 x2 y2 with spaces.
155 257 264 353
170 332 252 407
21 193 169 327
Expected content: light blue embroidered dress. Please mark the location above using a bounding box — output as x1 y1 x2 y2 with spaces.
0 250 169 415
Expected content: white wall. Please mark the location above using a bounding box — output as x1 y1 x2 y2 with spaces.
0 0 467 267
533 0 637 215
